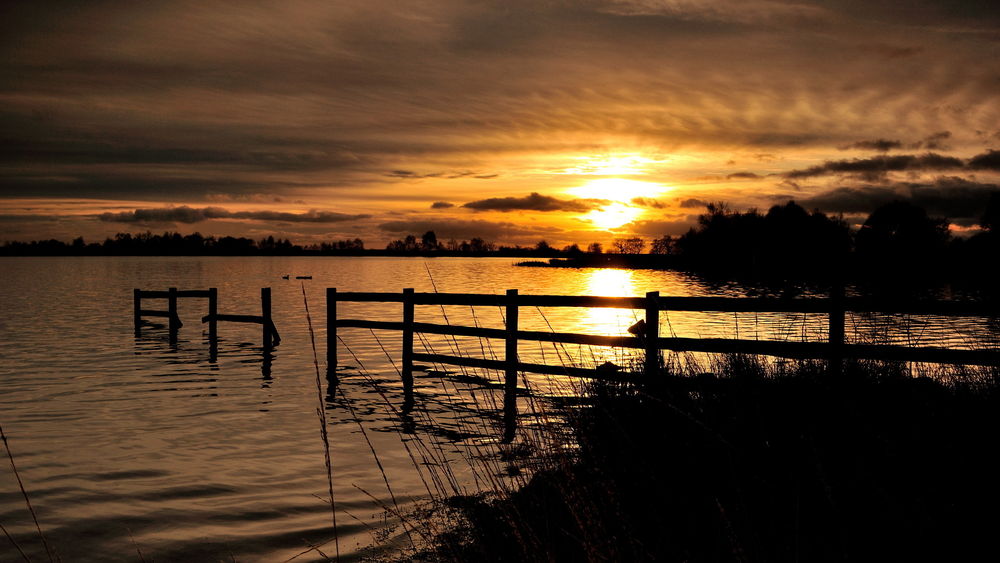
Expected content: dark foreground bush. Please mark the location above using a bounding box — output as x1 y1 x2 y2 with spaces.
416 359 1000 562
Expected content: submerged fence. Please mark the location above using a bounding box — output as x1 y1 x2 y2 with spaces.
133 287 280 350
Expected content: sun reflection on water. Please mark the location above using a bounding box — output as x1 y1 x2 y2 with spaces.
579 268 642 337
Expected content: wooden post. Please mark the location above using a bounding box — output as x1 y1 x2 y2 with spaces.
645 291 660 377
207 287 218 342
261 287 272 351
327 288 337 379
829 283 845 376
168 287 179 340
503 289 519 442
401 288 414 395
133 288 141 336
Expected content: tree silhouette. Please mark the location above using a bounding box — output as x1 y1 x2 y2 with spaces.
855 200 950 270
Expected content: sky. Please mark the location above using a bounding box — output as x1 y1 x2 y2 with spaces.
2 0 998 247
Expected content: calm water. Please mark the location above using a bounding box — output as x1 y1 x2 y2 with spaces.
1 257 995 561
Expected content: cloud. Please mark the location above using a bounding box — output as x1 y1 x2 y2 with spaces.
98 206 370 224
430 201 455 209
630 197 666 208
784 153 965 180
912 131 952 151
378 218 559 239
797 177 999 225
968 149 1000 171
678 198 710 209
462 192 607 212
839 139 903 152
726 172 761 180
386 169 494 180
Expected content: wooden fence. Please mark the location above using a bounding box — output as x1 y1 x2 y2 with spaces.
133 287 280 350
329 288 998 437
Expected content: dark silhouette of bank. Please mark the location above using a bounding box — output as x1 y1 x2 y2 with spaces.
525 198 999 286
413 358 1000 562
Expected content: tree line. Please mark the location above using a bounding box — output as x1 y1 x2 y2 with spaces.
3 197 997 282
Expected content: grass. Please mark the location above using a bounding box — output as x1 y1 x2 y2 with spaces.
397 354 1000 563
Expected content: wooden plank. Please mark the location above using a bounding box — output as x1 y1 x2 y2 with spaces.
133 289 141 335
331 292 405 303
176 290 212 298
139 309 173 318
338 318 644 347
504 289 519 442
411 352 613 379
201 313 265 324
402 288 414 393
262 287 274 349
207 288 218 341
645 291 660 376
327 288 337 375
138 289 212 299
138 290 170 298
337 319 406 330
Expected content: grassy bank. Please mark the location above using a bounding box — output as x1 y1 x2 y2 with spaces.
412 357 1000 562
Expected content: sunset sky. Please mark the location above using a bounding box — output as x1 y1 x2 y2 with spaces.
2 1 998 247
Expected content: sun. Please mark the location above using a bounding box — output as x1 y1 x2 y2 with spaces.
583 202 643 230
566 178 670 230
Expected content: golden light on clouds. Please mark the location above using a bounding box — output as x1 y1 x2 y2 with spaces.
567 178 670 231
560 154 667 176
566 178 667 202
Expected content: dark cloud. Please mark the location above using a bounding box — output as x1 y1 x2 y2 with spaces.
378 218 558 240
630 197 666 208
912 131 952 151
430 201 455 209
839 139 903 152
797 177 999 225
98 206 370 224
678 198 710 209
462 192 606 212
968 149 1000 170
784 153 965 180
386 170 487 180
726 172 761 179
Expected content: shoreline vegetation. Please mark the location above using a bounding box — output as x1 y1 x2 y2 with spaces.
3 198 997 283
405 356 1000 562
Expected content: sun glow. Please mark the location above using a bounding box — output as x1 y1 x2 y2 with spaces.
568 178 669 230
566 178 667 203
581 202 643 230
560 154 668 176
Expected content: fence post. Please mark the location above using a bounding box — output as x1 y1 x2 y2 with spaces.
829 283 845 376
504 289 519 442
261 287 272 351
402 288 414 395
208 287 218 342
327 288 337 380
168 287 179 341
133 288 141 336
645 291 660 377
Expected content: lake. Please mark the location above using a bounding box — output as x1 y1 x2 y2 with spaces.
1 256 995 561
